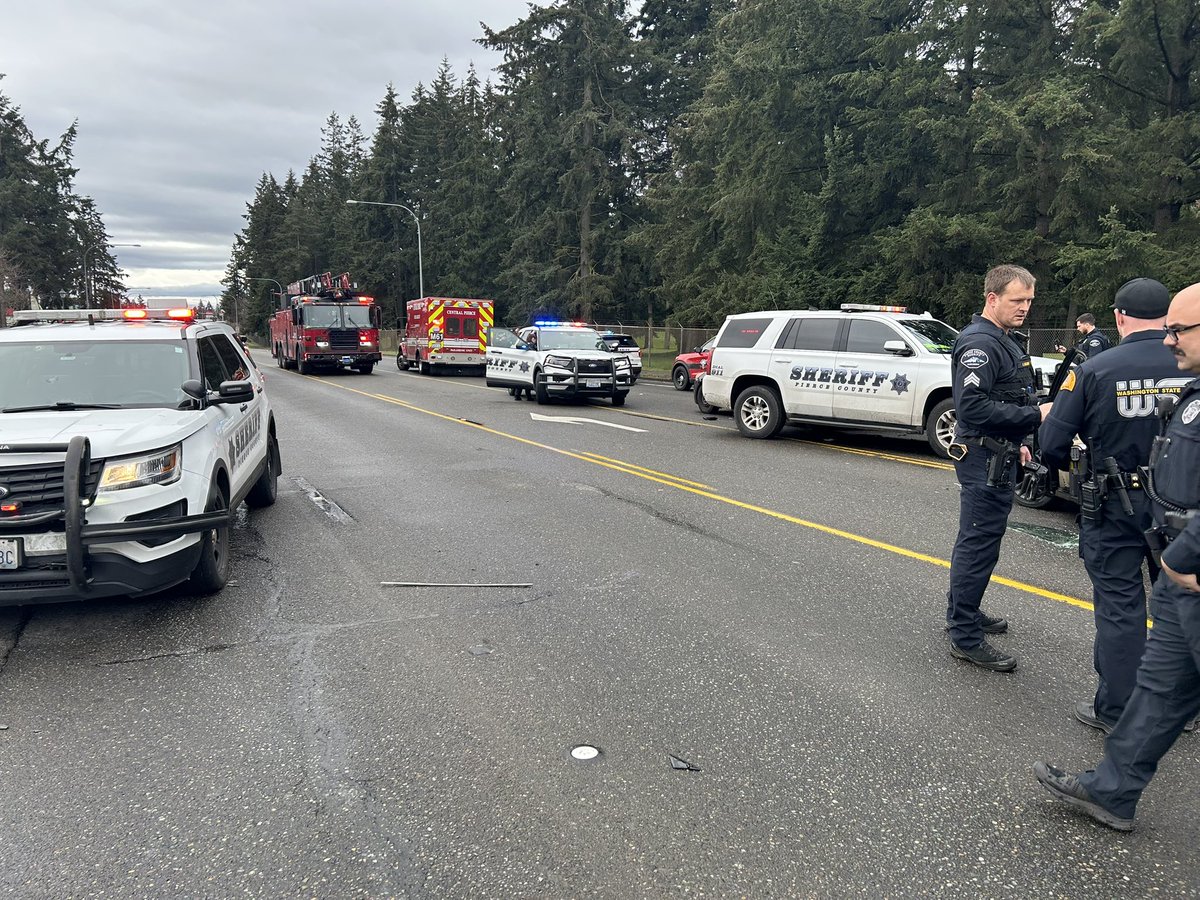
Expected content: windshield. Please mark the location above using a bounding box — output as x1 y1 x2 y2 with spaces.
0 340 192 410
487 327 522 349
540 329 608 351
901 318 958 354
302 304 373 328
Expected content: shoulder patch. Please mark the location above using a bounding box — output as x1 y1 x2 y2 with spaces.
960 348 989 369
1088 338 1101 347
1183 399 1200 425
1061 370 1077 393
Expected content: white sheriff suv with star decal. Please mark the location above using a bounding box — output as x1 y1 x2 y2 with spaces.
698 304 1058 457
0 307 281 606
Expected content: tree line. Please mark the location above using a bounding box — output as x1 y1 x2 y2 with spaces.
0 75 125 315
228 0 1200 338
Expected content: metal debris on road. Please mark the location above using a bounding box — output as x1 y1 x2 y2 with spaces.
668 753 701 772
381 582 532 588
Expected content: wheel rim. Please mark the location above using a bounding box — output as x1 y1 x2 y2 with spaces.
207 495 230 573
935 409 957 453
674 369 687 389
740 396 771 432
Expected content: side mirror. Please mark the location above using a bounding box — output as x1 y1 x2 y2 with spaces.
371 306 382 329
883 340 913 357
182 379 206 401
214 379 254 404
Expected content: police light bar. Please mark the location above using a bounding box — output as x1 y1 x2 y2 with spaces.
534 320 589 327
841 303 908 313
122 307 196 321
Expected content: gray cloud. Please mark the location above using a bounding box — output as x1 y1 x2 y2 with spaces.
6 0 534 298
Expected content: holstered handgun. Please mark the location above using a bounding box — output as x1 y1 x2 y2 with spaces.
980 436 1019 489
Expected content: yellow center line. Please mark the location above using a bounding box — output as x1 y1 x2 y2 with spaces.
306 377 1091 614
576 451 713 488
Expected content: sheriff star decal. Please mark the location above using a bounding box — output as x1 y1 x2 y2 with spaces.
519 361 530 373
890 373 910 395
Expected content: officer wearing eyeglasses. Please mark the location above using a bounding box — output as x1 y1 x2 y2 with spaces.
1037 278 1189 735
1036 280 1200 832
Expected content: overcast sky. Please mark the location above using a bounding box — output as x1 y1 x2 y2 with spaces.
5 1 538 301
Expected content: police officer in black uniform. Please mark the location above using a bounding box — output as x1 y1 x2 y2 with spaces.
1055 313 1112 358
1036 281 1200 831
945 265 1041 672
1038 278 1189 732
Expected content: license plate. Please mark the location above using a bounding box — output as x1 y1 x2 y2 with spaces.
341 356 354 364
0 538 21 570
586 379 602 388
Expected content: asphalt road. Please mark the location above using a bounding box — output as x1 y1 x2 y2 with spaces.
1 362 1197 897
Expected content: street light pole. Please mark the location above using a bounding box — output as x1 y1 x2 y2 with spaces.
245 276 285 316
346 199 424 299
84 242 141 309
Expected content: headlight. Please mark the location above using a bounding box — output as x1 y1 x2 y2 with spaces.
544 354 574 369
614 357 631 370
99 444 182 492
316 340 331 349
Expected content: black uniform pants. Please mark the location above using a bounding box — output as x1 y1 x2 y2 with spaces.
946 446 1014 648
1079 491 1156 724
1078 577 1200 818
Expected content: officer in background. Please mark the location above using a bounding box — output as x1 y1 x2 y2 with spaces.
1055 313 1112 358
945 264 1041 672
1035 281 1200 832
1037 278 1189 733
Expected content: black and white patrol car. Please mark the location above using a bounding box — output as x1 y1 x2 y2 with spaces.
0 307 281 606
484 321 633 406
698 304 1059 456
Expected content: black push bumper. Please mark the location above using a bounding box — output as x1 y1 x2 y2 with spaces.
0 436 230 605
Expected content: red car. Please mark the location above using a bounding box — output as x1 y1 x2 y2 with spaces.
672 338 715 390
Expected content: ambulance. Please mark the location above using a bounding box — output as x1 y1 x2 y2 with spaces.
398 298 495 374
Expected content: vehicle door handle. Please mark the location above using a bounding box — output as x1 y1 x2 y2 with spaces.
841 363 859 368
774 359 791 364
239 404 249 412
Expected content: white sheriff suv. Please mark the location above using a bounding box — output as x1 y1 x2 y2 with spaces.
698 304 1058 457
485 321 633 406
0 307 281 606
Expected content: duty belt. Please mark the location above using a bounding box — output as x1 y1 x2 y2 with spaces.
1107 471 1142 491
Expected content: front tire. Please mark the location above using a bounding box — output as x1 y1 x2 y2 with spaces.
694 377 717 415
246 430 280 508
734 385 785 438
534 372 549 404
672 365 691 391
612 392 627 407
189 481 231 594
396 350 409 371
356 363 375 375
925 398 956 458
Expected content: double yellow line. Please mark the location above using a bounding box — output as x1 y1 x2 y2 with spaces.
315 378 1093 614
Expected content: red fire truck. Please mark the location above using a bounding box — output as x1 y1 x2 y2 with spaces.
398 297 495 374
269 272 383 375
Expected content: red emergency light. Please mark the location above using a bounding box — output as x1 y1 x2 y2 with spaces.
123 309 148 319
